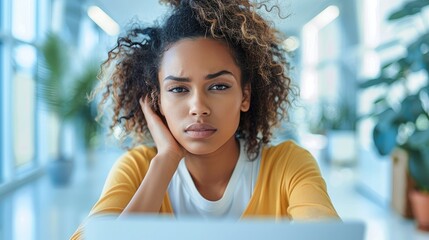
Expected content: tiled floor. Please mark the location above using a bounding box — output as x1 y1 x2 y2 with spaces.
0 145 429 240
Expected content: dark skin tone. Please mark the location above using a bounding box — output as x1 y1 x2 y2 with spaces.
121 37 251 214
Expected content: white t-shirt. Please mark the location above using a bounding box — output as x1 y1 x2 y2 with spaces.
168 140 261 218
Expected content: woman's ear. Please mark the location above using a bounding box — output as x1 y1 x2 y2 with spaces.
241 84 251 112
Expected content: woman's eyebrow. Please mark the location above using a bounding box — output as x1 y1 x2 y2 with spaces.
164 70 234 82
164 76 190 82
206 70 234 80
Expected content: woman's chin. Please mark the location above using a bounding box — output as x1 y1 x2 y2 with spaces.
183 146 215 156
180 141 220 157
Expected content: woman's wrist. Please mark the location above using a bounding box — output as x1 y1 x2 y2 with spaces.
150 152 182 174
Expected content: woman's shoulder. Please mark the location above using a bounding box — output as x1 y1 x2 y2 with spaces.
261 140 316 169
262 140 311 159
96 145 158 202
112 145 157 173
124 144 157 160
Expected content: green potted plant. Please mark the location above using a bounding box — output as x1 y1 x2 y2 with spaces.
38 33 99 186
359 0 429 231
308 100 356 165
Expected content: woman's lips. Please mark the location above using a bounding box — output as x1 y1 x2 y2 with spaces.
185 123 217 139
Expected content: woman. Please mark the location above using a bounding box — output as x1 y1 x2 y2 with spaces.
71 0 339 239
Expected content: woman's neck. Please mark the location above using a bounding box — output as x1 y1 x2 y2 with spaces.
184 136 240 201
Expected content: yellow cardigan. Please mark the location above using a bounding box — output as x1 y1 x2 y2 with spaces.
71 141 339 240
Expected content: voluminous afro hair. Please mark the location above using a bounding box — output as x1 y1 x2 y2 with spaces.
92 0 296 159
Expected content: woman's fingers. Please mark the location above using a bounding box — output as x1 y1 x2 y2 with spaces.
140 96 166 142
139 96 185 160
140 96 159 129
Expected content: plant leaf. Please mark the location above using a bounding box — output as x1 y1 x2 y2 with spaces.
388 0 429 21
63 65 99 119
37 33 69 118
408 129 429 148
372 108 399 156
395 95 424 123
408 148 429 191
359 75 394 88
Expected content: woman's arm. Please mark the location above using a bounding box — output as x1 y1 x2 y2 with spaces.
70 97 184 239
70 146 160 240
285 147 340 220
121 96 185 214
121 152 180 213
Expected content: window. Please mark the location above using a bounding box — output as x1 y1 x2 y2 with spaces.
11 0 38 174
0 0 5 184
0 43 3 183
12 44 37 169
1 0 43 188
12 0 36 42
355 0 408 204
0 0 2 30
299 5 342 132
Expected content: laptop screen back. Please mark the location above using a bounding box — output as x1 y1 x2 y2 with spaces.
84 215 365 240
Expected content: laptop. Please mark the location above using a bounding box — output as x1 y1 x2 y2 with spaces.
84 215 365 240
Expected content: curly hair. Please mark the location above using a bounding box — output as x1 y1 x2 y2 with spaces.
92 0 295 159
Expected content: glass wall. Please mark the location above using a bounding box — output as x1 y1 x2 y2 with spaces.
12 0 37 42
12 0 38 173
12 44 37 169
0 0 47 187
356 0 407 204
0 0 105 188
0 0 7 184
0 41 3 183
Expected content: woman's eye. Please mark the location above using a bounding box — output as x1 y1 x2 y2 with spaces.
210 84 230 91
168 87 188 93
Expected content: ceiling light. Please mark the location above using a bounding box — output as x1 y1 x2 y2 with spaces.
87 6 120 36
306 5 340 29
283 36 300 52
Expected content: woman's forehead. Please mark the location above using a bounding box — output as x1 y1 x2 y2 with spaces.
158 37 241 78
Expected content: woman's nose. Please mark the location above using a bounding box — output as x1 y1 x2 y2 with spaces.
189 92 211 116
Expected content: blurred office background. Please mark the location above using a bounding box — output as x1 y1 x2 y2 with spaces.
1 0 429 239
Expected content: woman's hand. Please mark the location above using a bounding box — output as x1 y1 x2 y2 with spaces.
140 96 185 163
120 97 185 214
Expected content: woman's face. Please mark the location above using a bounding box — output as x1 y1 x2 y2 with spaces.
158 37 250 155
